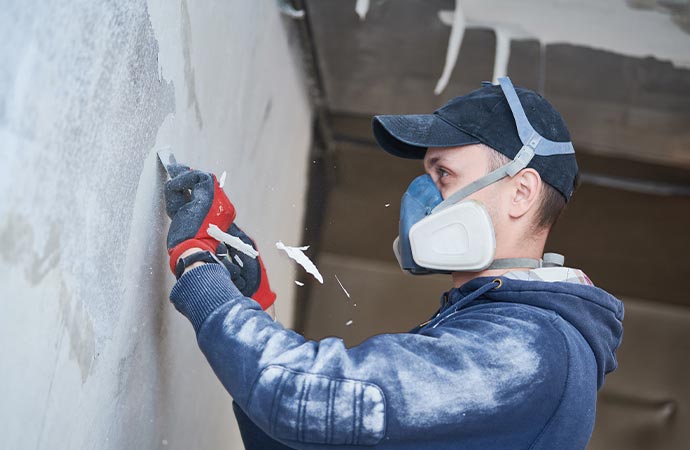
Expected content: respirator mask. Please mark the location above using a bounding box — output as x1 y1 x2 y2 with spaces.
393 77 575 274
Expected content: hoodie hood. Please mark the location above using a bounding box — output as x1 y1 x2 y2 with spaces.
454 272 624 389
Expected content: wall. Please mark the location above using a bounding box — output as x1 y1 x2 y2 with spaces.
0 0 312 448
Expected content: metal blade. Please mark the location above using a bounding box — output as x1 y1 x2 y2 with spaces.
157 149 177 178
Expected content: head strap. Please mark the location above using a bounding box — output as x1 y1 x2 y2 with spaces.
432 77 574 214
497 77 575 157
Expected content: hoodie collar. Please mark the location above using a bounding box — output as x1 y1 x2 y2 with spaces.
501 267 594 286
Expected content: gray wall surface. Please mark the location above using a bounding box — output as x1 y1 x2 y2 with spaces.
0 1 312 448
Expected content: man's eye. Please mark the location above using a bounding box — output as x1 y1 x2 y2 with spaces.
437 168 449 178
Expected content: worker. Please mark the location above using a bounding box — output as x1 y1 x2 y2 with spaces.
163 77 624 450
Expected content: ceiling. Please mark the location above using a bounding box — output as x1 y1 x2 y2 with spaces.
304 0 690 168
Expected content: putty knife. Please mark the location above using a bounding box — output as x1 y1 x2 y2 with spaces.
157 149 177 179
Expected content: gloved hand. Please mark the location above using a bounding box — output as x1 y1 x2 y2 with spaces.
164 163 236 273
216 223 276 310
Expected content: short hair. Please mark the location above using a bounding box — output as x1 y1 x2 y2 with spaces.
486 146 570 231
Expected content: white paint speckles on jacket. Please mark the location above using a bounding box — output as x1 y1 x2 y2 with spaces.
170 264 624 450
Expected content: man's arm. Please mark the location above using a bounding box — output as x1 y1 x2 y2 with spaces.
162 163 563 449
170 263 564 449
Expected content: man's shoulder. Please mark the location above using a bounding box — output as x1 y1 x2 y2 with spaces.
432 301 573 382
443 300 564 338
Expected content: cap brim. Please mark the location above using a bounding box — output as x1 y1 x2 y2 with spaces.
372 114 480 159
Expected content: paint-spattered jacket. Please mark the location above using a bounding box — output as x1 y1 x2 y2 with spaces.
170 264 624 450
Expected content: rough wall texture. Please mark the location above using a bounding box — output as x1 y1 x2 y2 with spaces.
0 0 312 448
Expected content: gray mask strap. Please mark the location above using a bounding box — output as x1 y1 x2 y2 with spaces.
497 77 575 157
432 77 576 214
487 258 541 270
431 145 535 213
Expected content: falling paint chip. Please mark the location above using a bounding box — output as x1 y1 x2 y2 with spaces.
385 203 390 207
334 274 351 298
234 254 244 267
295 281 304 286
219 171 227 188
345 320 353 326
208 224 259 258
276 241 324 283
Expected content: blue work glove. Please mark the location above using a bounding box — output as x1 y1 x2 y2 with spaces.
216 224 276 310
164 163 236 273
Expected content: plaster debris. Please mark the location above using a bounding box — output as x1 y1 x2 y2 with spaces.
278 0 305 19
334 274 351 298
276 241 324 283
492 27 510 83
345 320 353 326
207 224 259 258
219 171 227 188
355 0 370 20
234 254 244 267
436 11 540 87
434 0 466 95
295 280 304 286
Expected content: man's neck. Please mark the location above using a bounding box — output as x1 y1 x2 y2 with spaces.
451 236 548 288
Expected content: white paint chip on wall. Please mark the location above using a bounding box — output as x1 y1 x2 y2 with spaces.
276 241 324 283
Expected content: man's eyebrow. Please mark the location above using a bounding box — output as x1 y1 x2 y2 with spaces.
425 156 442 169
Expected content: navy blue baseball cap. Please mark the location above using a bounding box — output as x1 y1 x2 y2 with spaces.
372 81 579 201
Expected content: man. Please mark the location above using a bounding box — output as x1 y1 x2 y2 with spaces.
164 77 624 450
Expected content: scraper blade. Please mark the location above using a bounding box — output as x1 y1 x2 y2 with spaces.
157 149 177 179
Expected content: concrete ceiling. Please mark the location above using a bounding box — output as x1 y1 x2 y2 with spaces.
304 0 690 168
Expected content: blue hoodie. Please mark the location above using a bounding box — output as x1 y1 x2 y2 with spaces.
170 264 624 450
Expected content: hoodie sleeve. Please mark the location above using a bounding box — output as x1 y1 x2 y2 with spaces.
170 264 562 449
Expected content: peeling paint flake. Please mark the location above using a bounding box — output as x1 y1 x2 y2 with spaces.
434 0 466 95
276 241 323 283
355 0 370 20
492 27 510 83
233 254 244 267
345 320 353 326
207 224 258 258
334 274 351 298
295 280 304 286
219 170 227 188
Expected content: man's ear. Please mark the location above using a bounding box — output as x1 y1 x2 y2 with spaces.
508 168 542 219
